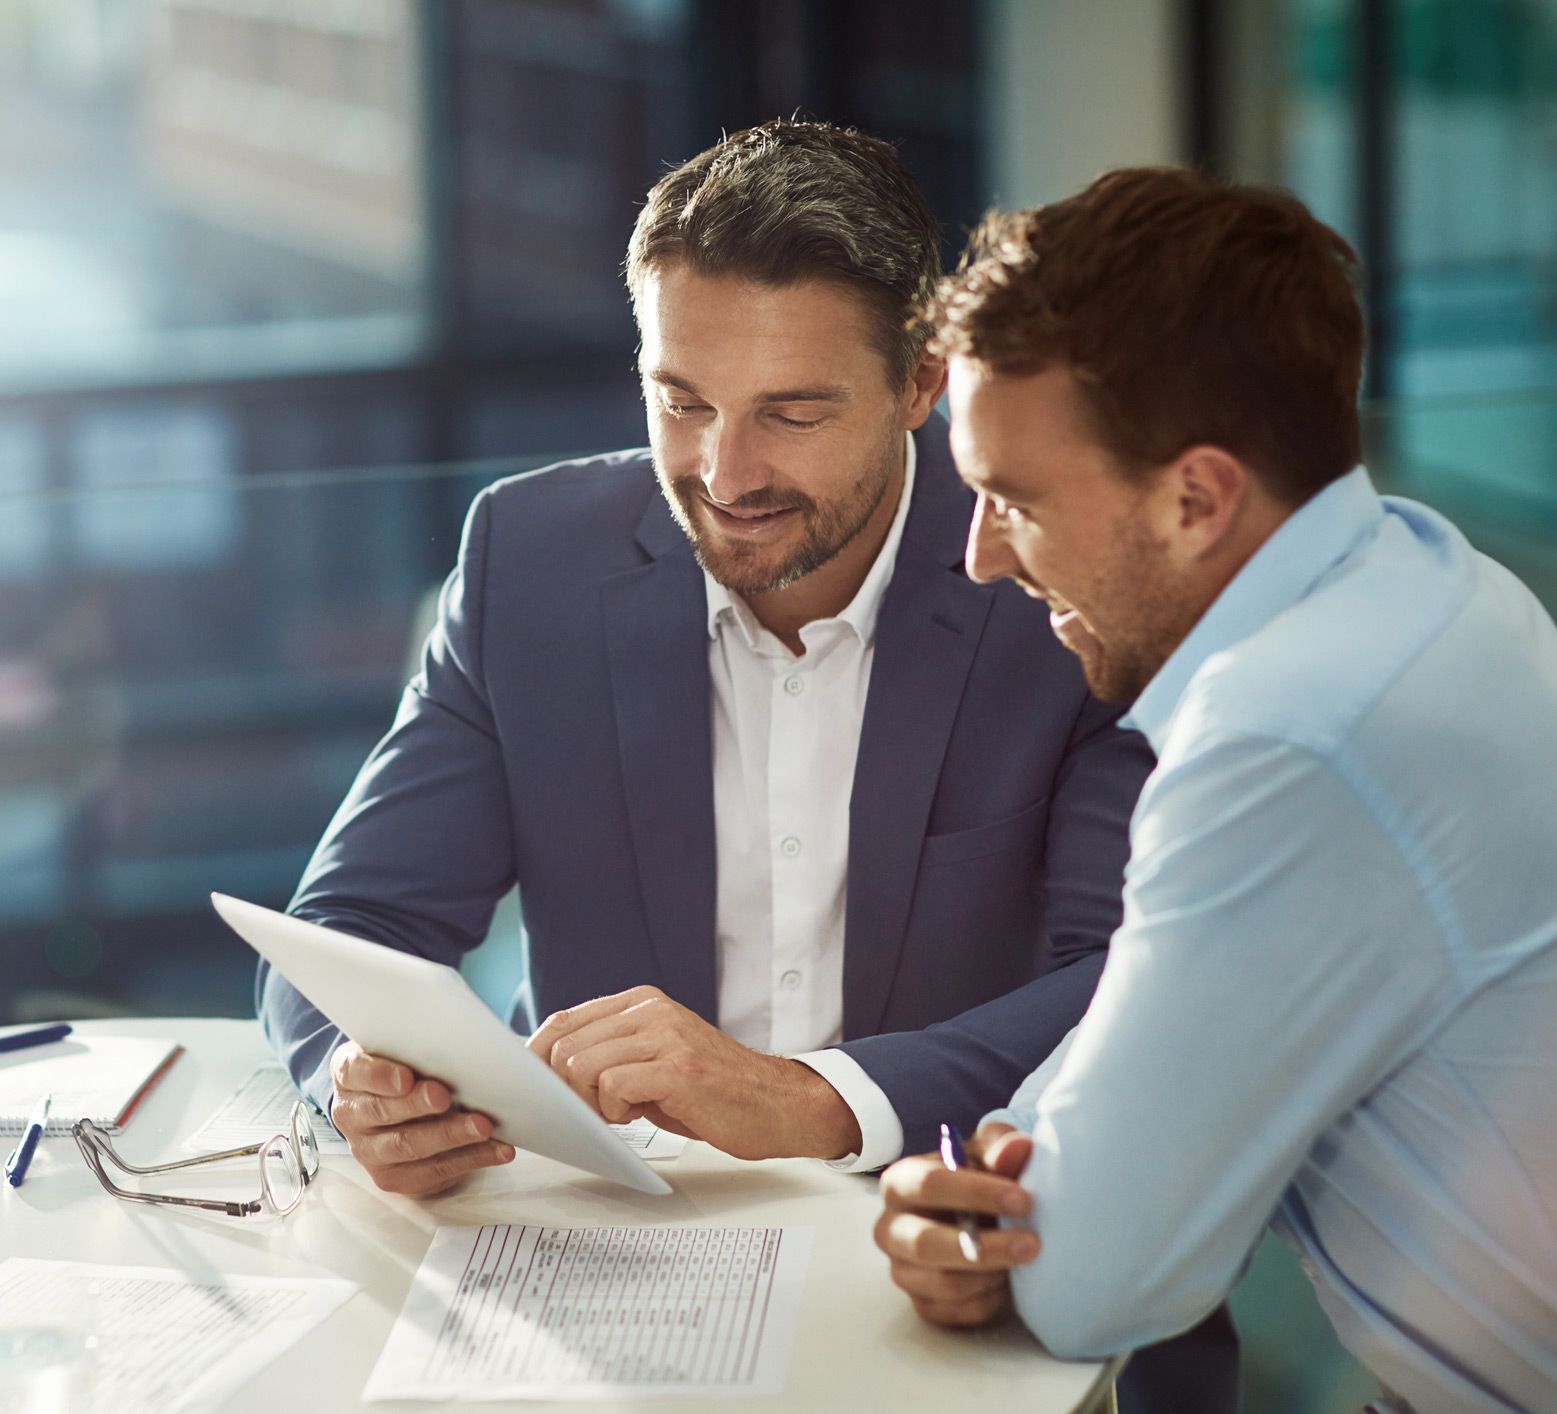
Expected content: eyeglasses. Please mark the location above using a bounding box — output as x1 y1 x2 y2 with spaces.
72 1100 320 1218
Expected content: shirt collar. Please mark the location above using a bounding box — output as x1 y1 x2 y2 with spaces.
704 429 918 650
1123 465 1383 752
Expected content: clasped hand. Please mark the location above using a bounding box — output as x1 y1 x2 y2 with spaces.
528 985 861 1161
874 1123 1040 1327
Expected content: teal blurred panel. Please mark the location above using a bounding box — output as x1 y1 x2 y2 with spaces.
1230 1234 1379 1413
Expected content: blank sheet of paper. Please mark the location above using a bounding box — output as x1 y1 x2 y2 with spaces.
365 1223 813 1401
0 1258 354 1414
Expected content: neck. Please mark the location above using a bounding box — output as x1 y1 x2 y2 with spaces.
744 444 907 656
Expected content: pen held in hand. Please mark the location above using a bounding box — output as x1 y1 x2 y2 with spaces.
937 1121 983 1263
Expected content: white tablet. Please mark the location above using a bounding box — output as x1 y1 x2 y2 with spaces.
212 893 672 1196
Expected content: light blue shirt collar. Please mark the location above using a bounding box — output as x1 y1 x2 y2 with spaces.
1124 466 1383 753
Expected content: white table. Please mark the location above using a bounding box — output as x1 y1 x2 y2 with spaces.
0 1018 1113 1412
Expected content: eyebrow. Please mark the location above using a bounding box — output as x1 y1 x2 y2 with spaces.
642 368 852 404
958 465 1029 504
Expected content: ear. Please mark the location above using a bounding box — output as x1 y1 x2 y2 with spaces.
900 349 948 429
1153 445 1251 563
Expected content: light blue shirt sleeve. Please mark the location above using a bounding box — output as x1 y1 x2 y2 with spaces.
1005 734 1461 1359
982 1027 1075 1133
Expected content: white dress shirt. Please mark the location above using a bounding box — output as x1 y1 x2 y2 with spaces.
701 433 915 1172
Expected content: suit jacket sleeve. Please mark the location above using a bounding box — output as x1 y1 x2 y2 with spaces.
833 695 1153 1156
255 488 518 1117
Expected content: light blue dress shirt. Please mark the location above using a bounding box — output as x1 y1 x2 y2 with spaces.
987 468 1557 1413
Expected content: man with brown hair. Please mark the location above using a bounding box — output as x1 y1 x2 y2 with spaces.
875 167 1557 1412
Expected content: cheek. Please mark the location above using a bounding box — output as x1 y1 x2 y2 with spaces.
646 413 700 467
1005 524 1051 582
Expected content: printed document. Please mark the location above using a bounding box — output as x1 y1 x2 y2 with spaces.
364 1222 813 1401
613 1116 688 1160
183 1063 350 1153
0 1258 353 1414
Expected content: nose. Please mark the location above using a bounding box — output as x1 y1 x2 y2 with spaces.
700 419 768 506
965 493 1017 585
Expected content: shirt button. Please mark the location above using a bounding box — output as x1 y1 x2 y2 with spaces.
783 675 804 696
780 835 802 858
780 969 802 990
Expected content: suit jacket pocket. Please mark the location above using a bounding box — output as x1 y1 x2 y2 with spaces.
918 795 1049 868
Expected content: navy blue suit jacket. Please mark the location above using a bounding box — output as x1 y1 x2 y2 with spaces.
258 417 1152 1152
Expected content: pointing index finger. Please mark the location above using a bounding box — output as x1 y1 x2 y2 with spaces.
529 987 657 1056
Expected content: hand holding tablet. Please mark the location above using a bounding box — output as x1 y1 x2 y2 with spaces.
212 893 671 1197
329 1040 515 1197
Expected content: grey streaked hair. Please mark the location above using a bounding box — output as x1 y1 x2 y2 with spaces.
625 119 941 388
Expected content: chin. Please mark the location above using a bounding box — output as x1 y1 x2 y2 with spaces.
695 544 791 596
1075 650 1135 705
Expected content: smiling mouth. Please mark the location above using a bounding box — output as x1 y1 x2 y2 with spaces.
1031 590 1087 640
703 499 800 532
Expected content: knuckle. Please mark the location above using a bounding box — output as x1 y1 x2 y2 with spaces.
669 1052 702 1080
875 1213 907 1258
910 1296 945 1326
388 1127 419 1164
371 1165 407 1194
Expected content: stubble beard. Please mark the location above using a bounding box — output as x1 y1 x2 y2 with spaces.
660 433 899 596
1067 516 1186 704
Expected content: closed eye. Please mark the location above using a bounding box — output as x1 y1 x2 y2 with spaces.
989 492 1037 526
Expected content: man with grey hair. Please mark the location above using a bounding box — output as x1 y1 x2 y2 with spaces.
259 120 1234 1411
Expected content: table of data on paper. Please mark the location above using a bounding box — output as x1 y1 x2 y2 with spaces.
364 1222 814 1401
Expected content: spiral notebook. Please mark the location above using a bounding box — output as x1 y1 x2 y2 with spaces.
0 1034 183 1135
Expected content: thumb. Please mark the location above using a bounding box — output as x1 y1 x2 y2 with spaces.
982 1128 1034 1180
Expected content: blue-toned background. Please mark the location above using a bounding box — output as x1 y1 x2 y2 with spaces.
1 3 1552 1408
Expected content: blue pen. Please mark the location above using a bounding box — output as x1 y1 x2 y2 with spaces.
0 1023 71 1055
938 1122 983 1262
5 1093 51 1188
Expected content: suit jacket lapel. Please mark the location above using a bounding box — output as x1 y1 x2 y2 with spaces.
602 488 719 1023
844 420 993 1039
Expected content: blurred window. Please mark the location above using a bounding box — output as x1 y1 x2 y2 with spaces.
1281 0 1557 397
0 0 430 391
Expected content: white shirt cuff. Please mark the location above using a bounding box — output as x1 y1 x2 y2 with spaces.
790 1048 905 1173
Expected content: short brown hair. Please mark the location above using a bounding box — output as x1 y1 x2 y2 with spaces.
626 119 941 389
927 167 1365 503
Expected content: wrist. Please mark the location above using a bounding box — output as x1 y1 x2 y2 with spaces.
773 1058 863 1160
